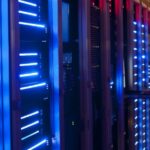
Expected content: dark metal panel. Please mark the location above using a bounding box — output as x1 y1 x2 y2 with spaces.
9 0 21 149
99 0 112 150
79 0 93 150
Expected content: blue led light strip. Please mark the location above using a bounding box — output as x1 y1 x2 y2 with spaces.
146 99 150 149
20 82 46 90
20 62 38 67
21 130 39 141
27 139 47 150
21 111 39 120
134 99 138 147
19 22 45 28
21 120 39 130
18 0 37 7
19 53 38 56
19 72 39 78
18 10 37 17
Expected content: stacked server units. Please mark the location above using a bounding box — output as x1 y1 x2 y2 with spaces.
9 0 54 149
124 1 150 150
18 0 50 149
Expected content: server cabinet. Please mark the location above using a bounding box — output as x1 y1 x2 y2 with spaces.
61 1 82 150
10 0 62 150
124 1 150 150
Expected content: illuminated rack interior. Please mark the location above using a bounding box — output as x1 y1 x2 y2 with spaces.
18 0 49 149
134 98 150 149
133 21 149 90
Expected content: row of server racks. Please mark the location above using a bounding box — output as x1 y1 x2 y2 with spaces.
0 0 150 150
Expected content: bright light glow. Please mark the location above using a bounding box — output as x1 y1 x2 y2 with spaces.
134 124 138 128
20 82 46 90
21 121 39 130
19 22 45 28
133 39 137 42
134 56 137 59
134 74 137 76
135 141 138 145
21 130 39 141
19 72 39 78
134 82 138 85
20 62 38 67
18 0 37 7
27 139 47 150
133 21 137 25
19 53 38 56
142 55 146 59
134 48 137 51
142 78 145 81
133 30 137 33
21 111 39 120
134 65 138 68
142 24 144 28
142 40 145 43
134 99 138 102
18 10 37 17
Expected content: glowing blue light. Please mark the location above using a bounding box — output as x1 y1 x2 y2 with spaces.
18 0 37 7
142 40 145 43
142 78 145 81
27 139 47 150
21 130 39 141
19 22 45 28
134 82 138 85
21 111 39 120
19 62 38 67
142 71 145 74
142 55 146 59
19 72 39 78
18 10 37 17
134 99 138 102
21 121 39 130
134 56 137 59
19 53 38 56
20 82 46 90
142 24 145 28
134 74 138 76
134 65 138 68
142 48 145 50
134 48 137 51
133 30 137 33
133 21 137 25
133 39 137 42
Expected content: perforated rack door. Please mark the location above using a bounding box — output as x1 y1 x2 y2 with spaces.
18 0 50 149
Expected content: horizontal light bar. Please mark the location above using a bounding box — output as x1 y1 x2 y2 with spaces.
18 0 37 7
21 130 39 141
20 82 46 90
21 111 39 120
21 121 39 130
19 72 38 78
18 10 37 17
27 139 47 150
19 22 45 28
20 62 38 67
19 53 38 56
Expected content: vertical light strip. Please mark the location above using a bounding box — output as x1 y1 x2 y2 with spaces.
146 99 150 149
1 0 11 149
133 21 138 87
48 0 60 149
134 99 138 147
138 99 143 149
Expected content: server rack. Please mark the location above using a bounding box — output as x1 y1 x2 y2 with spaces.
10 0 62 150
124 1 150 150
